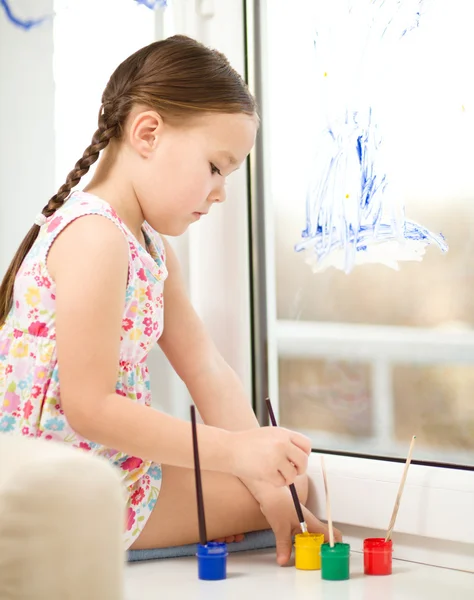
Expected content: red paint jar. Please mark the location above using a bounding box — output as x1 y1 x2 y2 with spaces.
363 538 393 575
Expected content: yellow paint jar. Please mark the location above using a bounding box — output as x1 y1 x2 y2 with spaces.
294 533 325 570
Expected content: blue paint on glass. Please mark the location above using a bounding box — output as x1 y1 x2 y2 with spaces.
0 0 167 31
134 0 168 8
0 0 46 30
296 0 448 273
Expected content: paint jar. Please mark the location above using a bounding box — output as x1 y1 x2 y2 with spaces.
294 532 325 570
320 542 351 581
196 542 228 580
363 538 393 575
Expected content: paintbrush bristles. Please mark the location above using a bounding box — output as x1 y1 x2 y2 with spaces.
385 435 417 543
191 405 208 546
321 456 335 548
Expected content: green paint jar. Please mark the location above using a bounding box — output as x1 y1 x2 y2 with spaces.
320 542 351 581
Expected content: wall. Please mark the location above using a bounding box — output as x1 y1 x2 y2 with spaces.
0 0 55 274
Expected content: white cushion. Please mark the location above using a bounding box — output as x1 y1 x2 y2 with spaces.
0 435 125 599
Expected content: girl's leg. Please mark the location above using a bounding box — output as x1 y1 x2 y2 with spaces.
130 464 308 549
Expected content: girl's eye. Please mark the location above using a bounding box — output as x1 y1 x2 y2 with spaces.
210 163 222 176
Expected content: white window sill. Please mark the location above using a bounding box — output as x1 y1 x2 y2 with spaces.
124 452 473 599
125 548 474 600
124 452 473 597
306 452 474 572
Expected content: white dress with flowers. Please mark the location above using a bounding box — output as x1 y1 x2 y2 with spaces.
0 191 167 548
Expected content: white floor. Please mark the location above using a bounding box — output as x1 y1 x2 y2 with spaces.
125 549 474 600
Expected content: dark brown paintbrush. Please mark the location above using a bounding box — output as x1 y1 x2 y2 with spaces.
266 397 308 534
191 405 207 546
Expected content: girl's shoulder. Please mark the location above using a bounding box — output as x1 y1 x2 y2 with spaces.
50 191 126 230
33 191 128 247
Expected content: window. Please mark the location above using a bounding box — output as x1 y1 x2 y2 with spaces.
245 0 474 568
2 0 473 569
255 0 474 468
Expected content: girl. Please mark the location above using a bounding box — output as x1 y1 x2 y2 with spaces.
0 35 339 565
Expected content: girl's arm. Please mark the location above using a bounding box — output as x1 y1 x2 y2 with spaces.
49 216 308 487
158 237 285 499
49 216 231 471
158 237 261 432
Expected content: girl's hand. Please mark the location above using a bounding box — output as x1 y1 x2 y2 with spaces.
259 488 343 565
227 427 311 487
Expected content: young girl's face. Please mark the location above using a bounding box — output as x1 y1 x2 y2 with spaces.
128 111 257 236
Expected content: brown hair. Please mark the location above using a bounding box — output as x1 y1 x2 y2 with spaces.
0 35 256 327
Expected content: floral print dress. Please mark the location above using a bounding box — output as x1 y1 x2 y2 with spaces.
0 191 167 549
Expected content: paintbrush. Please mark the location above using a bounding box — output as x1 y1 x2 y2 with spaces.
320 456 335 547
191 405 208 546
385 435 416 542
266 397 308 534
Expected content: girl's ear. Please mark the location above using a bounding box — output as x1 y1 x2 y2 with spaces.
128 110 163 158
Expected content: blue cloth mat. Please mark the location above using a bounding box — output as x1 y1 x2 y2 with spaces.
127 529 276 562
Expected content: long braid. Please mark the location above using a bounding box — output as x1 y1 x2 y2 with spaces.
42 105 119 217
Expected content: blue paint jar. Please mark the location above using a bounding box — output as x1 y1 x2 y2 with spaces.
196 542 228 580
